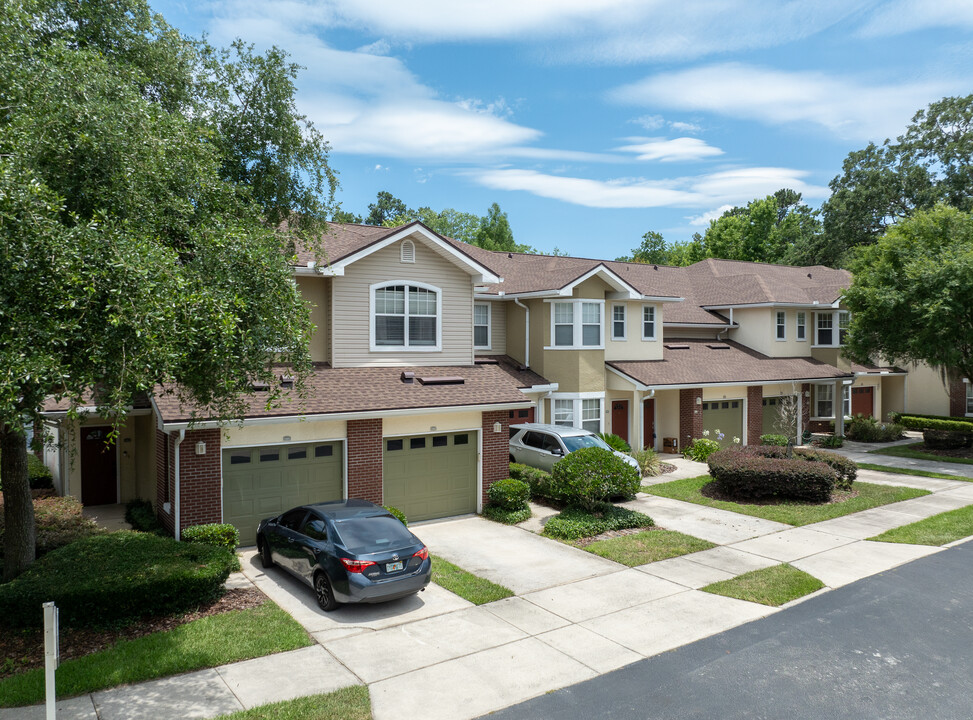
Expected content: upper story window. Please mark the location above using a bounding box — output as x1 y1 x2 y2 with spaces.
642 305 656 341
549 300 604 349
612 304 626 341
838 311 850 345
815 310 850 347
473 303 491 349
775 311 786 341
796 311 806 341
816 313 833 346
966 381 972 416
371 282 441 351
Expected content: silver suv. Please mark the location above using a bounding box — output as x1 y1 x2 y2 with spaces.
508 423 641 474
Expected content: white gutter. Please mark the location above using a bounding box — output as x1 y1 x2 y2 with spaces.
605 364 853 392
173 428 185 541
513 297 530 368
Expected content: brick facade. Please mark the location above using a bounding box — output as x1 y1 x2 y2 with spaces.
177 429 222 533
155 430 174 534
949 376 968 418
347 418 384 505
481 410 510 507
746 386 763 445
679 388 703 447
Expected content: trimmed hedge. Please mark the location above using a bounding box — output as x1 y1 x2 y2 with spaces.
550 447 640 509
542 502 654 540
125 498 164 534
509 463 556 502
483 504 532 525
845 415 904 443
487 478 531 511
0 496 103 560
182 523 240 552
0 531 235 629
708 449 836 502
759 434 789 447
923 429 973 450
718 444 856 491
897 415 973 434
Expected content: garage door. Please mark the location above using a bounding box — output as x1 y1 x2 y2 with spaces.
701 400 743 447
222 441 343 546
762 395 797 437
383 432 477 523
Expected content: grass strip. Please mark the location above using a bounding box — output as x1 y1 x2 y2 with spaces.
642 476 929 526
0 601 311 708
214 686 371 720
583 529 715 566
870 505 973 546
702 564 824 606
856 462 967 481
869 443 973 468
431 555 513 605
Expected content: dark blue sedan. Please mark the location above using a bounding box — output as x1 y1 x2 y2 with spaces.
256 499 432 611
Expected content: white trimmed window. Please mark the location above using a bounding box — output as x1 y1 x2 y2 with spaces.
642 305 656 341
816 313 834 346
473 303 491 349
815 383 834 418
843 384 852 418
776 311 786 340
838 311 850 345
581 399 601 433
371 282 441 350
612 304 626 340
554 399 574 426
796 311 806 341
966 381 972 415
548 300 604 349
551 394 604 433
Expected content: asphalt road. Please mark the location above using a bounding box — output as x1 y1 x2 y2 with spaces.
485 541 973 720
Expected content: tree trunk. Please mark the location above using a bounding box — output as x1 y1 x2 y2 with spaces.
2 426 36 581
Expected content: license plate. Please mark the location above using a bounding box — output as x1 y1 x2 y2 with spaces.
386 561 404 572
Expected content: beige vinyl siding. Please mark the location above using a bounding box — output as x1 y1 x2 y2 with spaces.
476 299 506 355
297 276 330 363
331 239 475 367
505 300 526 365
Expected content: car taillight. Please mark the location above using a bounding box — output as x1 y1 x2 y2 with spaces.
413 546 429 561
340 558 376 573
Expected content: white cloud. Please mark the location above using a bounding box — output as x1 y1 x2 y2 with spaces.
858 0 973 37
669 121 702 134
609 63 962 140
688 205 735 226
356 39 393 56
469 166 829 209
633 114 665 130
617 137 724 162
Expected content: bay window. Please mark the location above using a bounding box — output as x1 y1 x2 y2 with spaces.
548 300 604 349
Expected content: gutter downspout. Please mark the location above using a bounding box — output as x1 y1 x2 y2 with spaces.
173 428 185 541
514 298 530 368
717 309 733 341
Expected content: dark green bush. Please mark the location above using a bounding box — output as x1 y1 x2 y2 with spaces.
0 496 103 560
898 414 973 434
759 434 789 446
487 478 531 511
550 447 640 509
597 432 631 453
383 506 408 526
815 434 844 448
0 531 235 629
182 523 240 552
845 414 904 443
923 428 972 450
794 448 857 490
483 504 532 525
27 455 53 490
125 498 164 534
542 502 654 540
509 463 556 502
708 448 835 502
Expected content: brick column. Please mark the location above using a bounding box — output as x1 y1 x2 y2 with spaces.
949 376 967 418
481 410 511 508
178 429 222 533
801 383 812 438
679 388 703 450
347 418 383 505
746 386 763 445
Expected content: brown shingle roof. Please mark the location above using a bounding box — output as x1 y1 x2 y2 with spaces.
475 355 552 388
607 339 852 388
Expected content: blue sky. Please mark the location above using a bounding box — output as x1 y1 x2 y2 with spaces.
153 0 973 258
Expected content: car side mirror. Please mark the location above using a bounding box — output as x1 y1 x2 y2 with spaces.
551 448 563 456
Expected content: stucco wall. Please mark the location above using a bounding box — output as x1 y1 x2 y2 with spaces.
605 301 663 361
296 275 331 363
904 362 952 416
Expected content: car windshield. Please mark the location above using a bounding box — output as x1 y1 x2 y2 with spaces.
561 434 611 452
333 516 416 554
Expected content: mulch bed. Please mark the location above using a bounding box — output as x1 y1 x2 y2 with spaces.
700 479 859 506
0 586 266 679
906 443 973 460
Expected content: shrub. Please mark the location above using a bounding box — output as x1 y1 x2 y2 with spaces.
27 455 53 490
845 414 904 443
794 448 857 490
125 498 164 534
487 478 531 511
685 437 721 462
0 496 103 560
549 447 640 509
509 463 555 502
898 414 973 434
707 448 835 503
542 502 654 540
631 447 662 477
923 428 973 450
483 504 532 525
815 434 844 448
0 531 235 629
759 434 789 447
182 523 240 553
597 432 631 453
383 506 408 526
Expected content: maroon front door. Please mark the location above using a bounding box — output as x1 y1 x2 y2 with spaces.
80 426 118 506
851 387 874 418
643 399 656 450
611 401 629 443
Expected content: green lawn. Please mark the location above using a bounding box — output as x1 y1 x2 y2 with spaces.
0 601 311 708
856 462 968 481
431 555 513 605
702 564 825 606
214 686 371 720
870 505 973 546
642 476 930 526
869 443 973 468
583 529 715 566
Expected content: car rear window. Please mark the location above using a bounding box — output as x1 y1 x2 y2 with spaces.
562 434 611 452
333 516 416 554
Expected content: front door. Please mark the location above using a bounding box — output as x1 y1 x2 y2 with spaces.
643 399 656 450
851 386 874 418
80 426 118 506
611 401 629 443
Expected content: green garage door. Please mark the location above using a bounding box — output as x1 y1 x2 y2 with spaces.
701 400 743 447
222 441 343 546
383 432 477 523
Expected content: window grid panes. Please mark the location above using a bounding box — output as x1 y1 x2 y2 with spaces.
612 305 625 340
817 314 833 346
581 399 601 433
554 303 574 346
838 311 850 345
473 303 490 347
776 311 786 340
374 284 438 348
796 311 806 340
642 306 655 339
843 385 851 418
816 384 834 418
554 399 574 426
967 383 973 415
581 303 601 346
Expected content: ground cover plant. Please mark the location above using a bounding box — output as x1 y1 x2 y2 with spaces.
542 502 653 540
701 564 824 606
430 555 512 605
580 529 714 566
870 505 973 546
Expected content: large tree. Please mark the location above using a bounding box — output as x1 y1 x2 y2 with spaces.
842 205 973 384
0 0 335 579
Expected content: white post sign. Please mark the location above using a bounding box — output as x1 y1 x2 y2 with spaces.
43 601 59 720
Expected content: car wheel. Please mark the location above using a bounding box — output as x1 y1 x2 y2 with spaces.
314 572 339 612
258 538 273 568
509 454 516 463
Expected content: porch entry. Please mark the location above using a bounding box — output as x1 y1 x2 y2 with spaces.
643 398 655 450
611 400 629 443
80 426 118 506
851 386 874 418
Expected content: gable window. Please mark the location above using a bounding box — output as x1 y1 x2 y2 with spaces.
612 304 626 340
473 303 491 349
371 282 440 350
796 311 806 341
642 305 656 341
838 311 850 345
554 399 574 426
815 383 834 418
775 311 786 341
548 300 604 349
816 313 833 346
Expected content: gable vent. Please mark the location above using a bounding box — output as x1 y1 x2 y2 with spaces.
664 344 690 350
400 239 416 263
